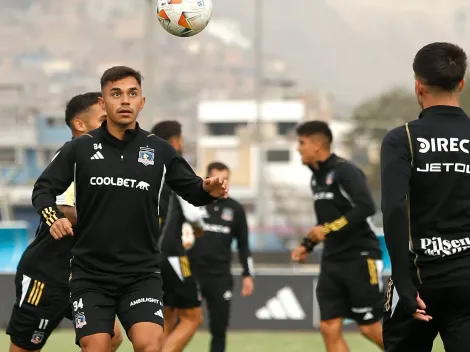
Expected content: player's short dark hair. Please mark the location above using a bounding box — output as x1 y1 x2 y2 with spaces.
295 121 333 144
100 66 143 89
413 42 467 91
151 120 182 141
65 92 102 128
207 162 230 175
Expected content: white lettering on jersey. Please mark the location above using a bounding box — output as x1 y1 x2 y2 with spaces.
420 236 470 257
90 177 148 190
417 137 470 154
313 192 334 201
417 163 470 173
203 223 230 234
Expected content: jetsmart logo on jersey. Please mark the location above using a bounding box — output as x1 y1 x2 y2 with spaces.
90 177 150 190
203 223 230 234
417 137 470 154
313 192 334 201
420 236 470 257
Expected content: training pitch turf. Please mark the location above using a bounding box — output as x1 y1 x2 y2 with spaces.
0 329 445 351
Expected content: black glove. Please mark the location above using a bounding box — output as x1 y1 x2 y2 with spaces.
300 237 318 253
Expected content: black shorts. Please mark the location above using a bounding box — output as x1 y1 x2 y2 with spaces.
383 279 470 352
161 256 201 309
6 273 71 350
69 273 164 347
316 257 384 325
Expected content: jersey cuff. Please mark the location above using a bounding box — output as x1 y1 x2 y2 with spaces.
39 205 65 227
322 216 348 234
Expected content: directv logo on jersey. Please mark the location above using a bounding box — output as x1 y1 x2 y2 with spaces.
417 137 470 154
420 236 470 257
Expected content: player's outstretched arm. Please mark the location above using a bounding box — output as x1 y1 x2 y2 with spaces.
233 205 254 277
32 142 76 233
163 144 222 206
380 125 417 314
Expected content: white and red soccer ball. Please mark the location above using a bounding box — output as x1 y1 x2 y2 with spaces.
157 0 213 37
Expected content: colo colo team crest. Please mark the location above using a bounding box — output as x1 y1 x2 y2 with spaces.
221 208 234 222
325 171 335 185
138 147 155 166
31 331 45 345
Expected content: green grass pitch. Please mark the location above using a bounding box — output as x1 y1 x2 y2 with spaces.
0 329 446 351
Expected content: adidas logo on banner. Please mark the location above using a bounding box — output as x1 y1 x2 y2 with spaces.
255 286 306 320
91 151 104 160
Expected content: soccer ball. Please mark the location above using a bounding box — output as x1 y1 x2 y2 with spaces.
156 0 213 37
181 222 196 250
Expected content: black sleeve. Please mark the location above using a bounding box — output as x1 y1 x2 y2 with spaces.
321 162 376 234
32 141 76 224
233 204 253 277
164 145 216 206
380 126 417 314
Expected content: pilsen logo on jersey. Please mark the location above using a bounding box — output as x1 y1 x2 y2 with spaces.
420 236 470 257
221 208 234 221
138 146 155 166
325 171 335 185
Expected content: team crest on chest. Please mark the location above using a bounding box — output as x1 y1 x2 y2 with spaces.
138 146 155 166
325 171 335 185
221 208 234 222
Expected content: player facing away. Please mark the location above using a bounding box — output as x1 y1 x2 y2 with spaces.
291 121 384 352
31 66 228 352
381 42 470 352
6 92 123 352
188 161 255 352
151 120 205 352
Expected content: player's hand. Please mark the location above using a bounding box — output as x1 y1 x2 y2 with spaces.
203 176 228 198
291 245 308 263
50 218 74 240
307 225 326 242
412 294 432 322
241 276 254 296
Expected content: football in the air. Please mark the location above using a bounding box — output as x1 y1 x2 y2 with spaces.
156 0 213 37
181 222 196 250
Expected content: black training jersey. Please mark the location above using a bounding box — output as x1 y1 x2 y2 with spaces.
188 198 253 277
309 154 381 260
18 144 75 287
31 121 215 282
381 106 470 303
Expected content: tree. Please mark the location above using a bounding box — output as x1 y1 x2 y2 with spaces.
345 81 470 197
345 87 420 194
